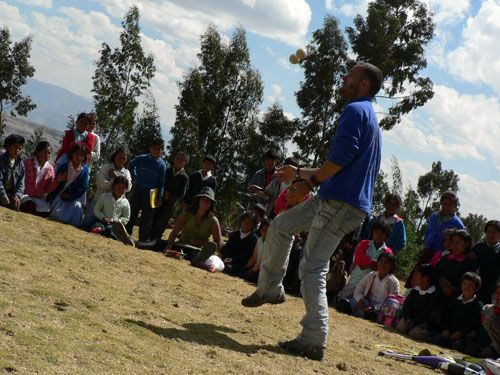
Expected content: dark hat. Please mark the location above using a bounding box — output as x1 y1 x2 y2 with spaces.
195 186 216 202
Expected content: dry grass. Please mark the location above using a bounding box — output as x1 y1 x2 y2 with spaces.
0 207 454 374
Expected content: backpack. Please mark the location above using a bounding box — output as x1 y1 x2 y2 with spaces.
376 294 405 327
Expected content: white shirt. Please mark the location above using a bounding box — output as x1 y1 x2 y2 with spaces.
354 271 400 309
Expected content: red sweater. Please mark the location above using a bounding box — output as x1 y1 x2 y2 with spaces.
56 129 95 162
351 239 393 271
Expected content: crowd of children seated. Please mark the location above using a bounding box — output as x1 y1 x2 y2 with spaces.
1 126 499 359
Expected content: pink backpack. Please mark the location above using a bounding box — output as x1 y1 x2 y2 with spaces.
376 294 405 327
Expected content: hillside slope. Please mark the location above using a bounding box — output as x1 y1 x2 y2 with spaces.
0 207 448 374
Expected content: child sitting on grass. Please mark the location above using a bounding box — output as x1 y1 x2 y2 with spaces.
395 263 440 341
91 176 133 246
221 211 258 277
344 253 400 319
432 272 483 352
479 283 500 358
0 134 25 211
473 220 500 304
241 217 270 283
337 221 393 300
48 143 89 227
20 141 54 216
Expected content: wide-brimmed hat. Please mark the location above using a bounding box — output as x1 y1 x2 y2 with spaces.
195 186 216 202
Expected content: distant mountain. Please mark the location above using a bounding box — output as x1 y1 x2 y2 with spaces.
3 115 63 152
21 78 93 131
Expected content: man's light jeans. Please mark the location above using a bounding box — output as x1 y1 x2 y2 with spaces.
257 196 366 347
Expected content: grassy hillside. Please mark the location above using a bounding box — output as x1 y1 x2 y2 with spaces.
0 207 453 374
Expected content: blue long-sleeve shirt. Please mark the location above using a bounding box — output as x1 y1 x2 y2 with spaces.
128 154 167 196
318 97 381 214
424 211 464 252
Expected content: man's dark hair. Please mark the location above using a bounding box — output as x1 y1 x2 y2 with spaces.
150 138 164 149
3 134 26 148
203 154 216 164
440 191 460 207
263 149 279 160
416 263 435 284
358 62 383 97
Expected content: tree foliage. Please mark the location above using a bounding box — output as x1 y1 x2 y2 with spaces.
346 0 435 129
462 213 488 244
169 26 263 213
25 126 47 156
372 170 390 214
92 6 155 158
0 27 36 137
293 15 349 166
128 90 164 158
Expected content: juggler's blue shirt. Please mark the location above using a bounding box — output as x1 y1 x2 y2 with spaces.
318 96 381 214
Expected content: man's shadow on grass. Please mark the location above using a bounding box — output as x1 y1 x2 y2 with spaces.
126 319 284 356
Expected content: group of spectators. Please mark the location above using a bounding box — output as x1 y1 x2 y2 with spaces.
1 115 499 359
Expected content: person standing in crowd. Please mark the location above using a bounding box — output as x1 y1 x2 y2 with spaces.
126 138 166 242
250 149 279 206
150 151 189 241
55 113 94 167
241 62 384 361
183 155 216 207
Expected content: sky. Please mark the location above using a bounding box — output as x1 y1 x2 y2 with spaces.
1 0 499 219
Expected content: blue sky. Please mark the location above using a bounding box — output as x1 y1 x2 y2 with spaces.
2 0 499 219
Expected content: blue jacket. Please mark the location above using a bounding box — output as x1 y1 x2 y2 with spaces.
128 154 167 196
424 211 464 252
319 97 381 214
0 153 25 199
48 162 90 202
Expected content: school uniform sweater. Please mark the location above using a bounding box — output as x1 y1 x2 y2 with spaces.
183 170 216 205
444 295 483 335
47 162 89 202
163 166 189 203
93 192 130 225
402 286 441 326
221 230 258 271
473 241 500 304
424 211 464 252
434 253 479 290
23 157 54 198
128 154 167 196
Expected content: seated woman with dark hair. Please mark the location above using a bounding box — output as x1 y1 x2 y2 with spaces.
47 143 90 227
138 187 222 266
20 140 54 216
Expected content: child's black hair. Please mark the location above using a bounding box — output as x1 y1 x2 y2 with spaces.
3 134 26 148
203 154 216 164
462 272 482 291
176 151 190 164
34 141 51 155
109 146 130 164
449 229 472 252
383 193 402 208
440 191 460 207
112 175 129 189
377 252 396 274
484 220 500 233
67 143 88 162
263 149 279 160
416 263 435 284
149 138 164 149
76 112 88 123
371 220 391 238
239 211 257 227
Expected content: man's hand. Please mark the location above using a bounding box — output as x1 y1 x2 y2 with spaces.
275 165 297 183
102 217 111 225
11 196 20 207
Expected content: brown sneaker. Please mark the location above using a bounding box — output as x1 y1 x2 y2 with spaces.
278 338 325 361
241 291 285 308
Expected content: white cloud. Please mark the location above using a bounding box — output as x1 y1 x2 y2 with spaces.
445 0 500 94
17 0 53 9
424 0 470 25
96 0 311 46
385 85 500 169
325 0 334 12
267 83 284 103
0 2 31 37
